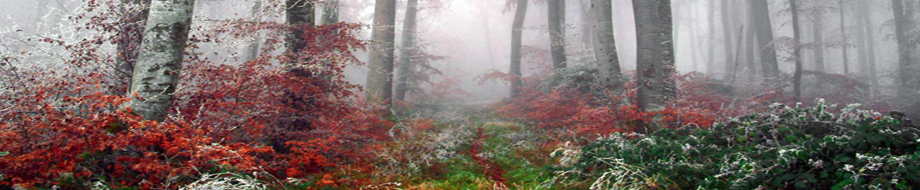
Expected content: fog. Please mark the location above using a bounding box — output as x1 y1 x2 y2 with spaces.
1 0 918 111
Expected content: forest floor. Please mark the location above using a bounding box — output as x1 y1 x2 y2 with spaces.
372 105 564 189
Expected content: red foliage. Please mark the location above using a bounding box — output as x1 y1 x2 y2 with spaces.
0 1 390 188
493 71 774 139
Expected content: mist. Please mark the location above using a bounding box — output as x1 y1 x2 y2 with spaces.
2 0 920 189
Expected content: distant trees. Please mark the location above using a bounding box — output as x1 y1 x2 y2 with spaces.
632 0 676 133
547 0 566 69
891 0 913 99
366 0 397 106
126 0 196 121
591 0 622 91
510 0 528 97
749 0 778 81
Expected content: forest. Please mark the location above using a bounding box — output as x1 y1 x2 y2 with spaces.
0 0 919 189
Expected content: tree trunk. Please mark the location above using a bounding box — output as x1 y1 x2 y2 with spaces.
126 0 196 121
721 0 734 79
791 0 804 103
285 0 313 56
366 0 397 106
510 0 528 98
395 0 419 102
892 0 913 98
323 0 340 24
578 0 594 50
811 1 825 72
745 3 758 80
245 0 262 61
707 0 717 74
116 0 151 95
838 0 849 74
751 0 780 81
548 0 567 69
859 0 878 96
633 0 676 134
591 0 622 91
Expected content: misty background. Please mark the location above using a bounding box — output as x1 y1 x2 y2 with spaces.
0 0 913 105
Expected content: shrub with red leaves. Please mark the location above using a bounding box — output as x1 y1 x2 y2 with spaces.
0 1 390 188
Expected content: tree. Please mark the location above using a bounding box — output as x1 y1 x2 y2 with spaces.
126 0 196 121
721 0 735 78
750 0 780 80
547 0 567 69
892 0 913 98
245 0 262 61
591 0 622 91
323 0 340 24
791 0 804 103
810 0 826 72
395 0 419 102
285 0 314 58
116 0 152 95
366 0 397 106
707 0 717 74
633 0 676 134
838 0 849 74
510 0 528 97
857 0 878 96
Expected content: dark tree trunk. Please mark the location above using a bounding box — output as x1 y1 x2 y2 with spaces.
751 0 780 81
791 0 804 103
548 0 567 69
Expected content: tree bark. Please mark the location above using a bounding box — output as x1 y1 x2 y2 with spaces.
750 0 780 81
395 0 419 102
548 0 567 69
745 1 758 80
591 0 622 91
721 0 735 79
126 0 196 121
245 0 262 61
633 0 676 134
707 0 717 74
510 0 528 98
791 0 804 103
811 1 826 72
838 0 849 74
366 0 397 106
116 0 151 95
323 0 339 24
892 0 913 98
859 0 878 96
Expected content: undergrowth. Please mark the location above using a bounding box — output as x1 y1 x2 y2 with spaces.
554 100 920 189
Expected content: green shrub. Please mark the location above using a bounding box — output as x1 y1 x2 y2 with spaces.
559 100 920 189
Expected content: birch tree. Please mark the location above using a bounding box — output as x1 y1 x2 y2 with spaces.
126 0 196 121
